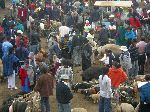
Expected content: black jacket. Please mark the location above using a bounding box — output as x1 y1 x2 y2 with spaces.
30 31 40 45
56 81 73 104
128 44 139 62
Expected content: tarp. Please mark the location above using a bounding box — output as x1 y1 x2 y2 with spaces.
94 1 133 7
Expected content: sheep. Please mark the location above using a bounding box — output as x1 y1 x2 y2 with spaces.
71 82 93 92
97 44 121 55
89 91 100 103
135 75 145 81
112 103 135 112
82 66 102 82
97 44 122 62
71 108 87 112
119 103 135 112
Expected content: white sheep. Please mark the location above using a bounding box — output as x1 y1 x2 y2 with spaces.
71 108 87 112
97 44 122 56
120 103 135 112
112 103 135 112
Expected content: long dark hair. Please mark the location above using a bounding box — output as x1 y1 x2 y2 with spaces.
101 67 109 80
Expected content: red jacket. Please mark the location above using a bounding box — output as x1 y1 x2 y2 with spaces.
108 67 128 88
129 17 142 29
15 36 28 48
29 3 36 10
20 67 30 86
0 26 4 33
18 8 28 23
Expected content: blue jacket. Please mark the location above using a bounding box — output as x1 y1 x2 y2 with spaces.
56 81 73 104
139 82 150 103
125 30 136 40
15 47 29 61
2 41 13 56
2 54 19 77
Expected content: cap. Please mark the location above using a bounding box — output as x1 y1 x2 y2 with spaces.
17 30 23 34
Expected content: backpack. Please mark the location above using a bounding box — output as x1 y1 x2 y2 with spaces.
145 42 150 55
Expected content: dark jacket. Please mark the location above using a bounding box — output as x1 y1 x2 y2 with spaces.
98 27 109 45
30 31 40 45
34 73 53 97
15 47 29 61
56 81 73 104
128 44 139 62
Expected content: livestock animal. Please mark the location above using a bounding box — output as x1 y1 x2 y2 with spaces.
97 44 122 62
71 82 93 92
89 91 100 103
71 108 87 112
119 103 135 112
82 66 102 82
112 103 135 112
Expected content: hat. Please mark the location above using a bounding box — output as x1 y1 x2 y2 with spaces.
109 14 114 18
100 54 107 61
17 30 23 34
60 75 69 80
85 20 89 24
120 46 128 51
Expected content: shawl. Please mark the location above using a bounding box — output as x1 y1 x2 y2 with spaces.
19 67 30 86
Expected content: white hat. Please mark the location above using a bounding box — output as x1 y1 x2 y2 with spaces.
17 30 23 34
120 46 128 51
85 2 88 7
100 54 107 61
60 75 69 80
85 20 89 24
109 14 114 18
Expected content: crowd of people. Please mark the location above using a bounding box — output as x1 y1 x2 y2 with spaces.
0 0 150 112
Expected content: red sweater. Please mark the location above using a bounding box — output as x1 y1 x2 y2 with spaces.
129 17 141 29
108 68 128 88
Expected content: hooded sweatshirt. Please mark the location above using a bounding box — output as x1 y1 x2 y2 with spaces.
108 67 128 88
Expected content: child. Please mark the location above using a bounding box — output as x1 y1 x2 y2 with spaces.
19 60 34 93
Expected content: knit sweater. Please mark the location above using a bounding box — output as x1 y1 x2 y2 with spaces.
108 67 128 88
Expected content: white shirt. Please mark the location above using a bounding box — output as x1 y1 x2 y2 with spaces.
59 26 70 37
99 75 112 98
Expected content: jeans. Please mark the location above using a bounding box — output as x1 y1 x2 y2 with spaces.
129 60 139 79
40 97 50 112
58 103 71 112
99 96 111 112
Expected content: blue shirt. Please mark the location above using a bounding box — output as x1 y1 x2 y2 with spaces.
125 30 136 40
